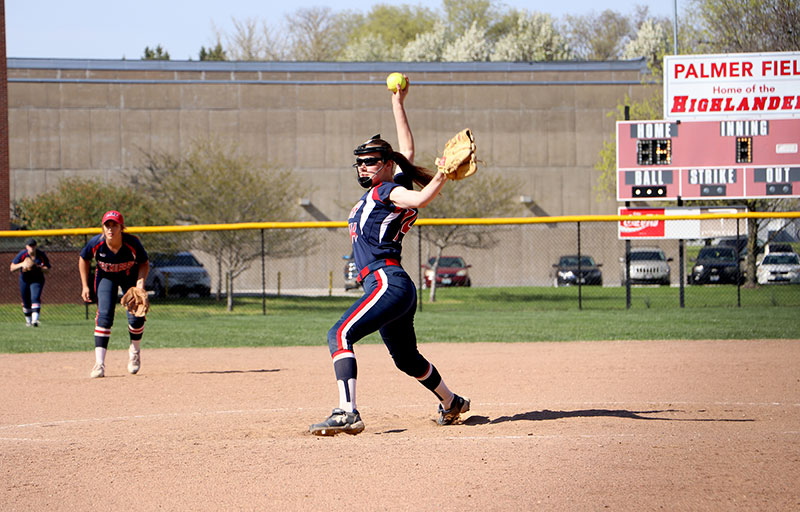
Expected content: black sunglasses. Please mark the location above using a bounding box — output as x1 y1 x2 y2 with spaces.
352 157 383 168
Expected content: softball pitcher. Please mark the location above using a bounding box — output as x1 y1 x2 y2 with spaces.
310 75 470 436
78 210 149 378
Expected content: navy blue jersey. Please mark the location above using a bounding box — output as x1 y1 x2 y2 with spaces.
13 249 51 283
348 177 418 271
80 232 148 282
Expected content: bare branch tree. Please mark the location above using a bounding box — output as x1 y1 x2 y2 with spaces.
213 17 289 61
284 7 349 61
420 171 522 301
137 138 316 309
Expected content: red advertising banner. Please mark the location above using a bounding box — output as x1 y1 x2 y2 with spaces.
618 207 747 240
619 208 665 238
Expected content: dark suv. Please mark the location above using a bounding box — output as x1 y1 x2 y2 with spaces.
689 246 743 285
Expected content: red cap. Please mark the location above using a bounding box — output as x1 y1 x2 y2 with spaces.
101 210 124 226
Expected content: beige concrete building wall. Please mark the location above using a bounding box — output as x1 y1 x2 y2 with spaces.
7 59 660 287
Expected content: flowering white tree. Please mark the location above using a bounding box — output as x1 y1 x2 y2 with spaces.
622 19 670 73
402 22 450 61
491 12 571 61
441 21 491 61
339 33 402 61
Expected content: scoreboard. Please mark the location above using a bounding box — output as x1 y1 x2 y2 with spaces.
616 118 800 201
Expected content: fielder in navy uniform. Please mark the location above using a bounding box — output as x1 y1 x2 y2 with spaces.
79 210 149 378
310 75 470 436
9 238 51 327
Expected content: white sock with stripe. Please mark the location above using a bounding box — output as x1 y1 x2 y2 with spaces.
95 347 107 365
338 378 357 413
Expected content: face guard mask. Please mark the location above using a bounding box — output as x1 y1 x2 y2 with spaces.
353 134 392 188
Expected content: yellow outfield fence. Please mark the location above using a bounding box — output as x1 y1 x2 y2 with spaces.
2 212 799 322
3 211 800 238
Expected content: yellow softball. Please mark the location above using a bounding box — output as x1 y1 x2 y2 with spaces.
386 72 407 93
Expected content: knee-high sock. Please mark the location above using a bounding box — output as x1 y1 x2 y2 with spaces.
333 351 357 413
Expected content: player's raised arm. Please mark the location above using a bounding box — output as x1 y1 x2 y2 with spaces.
391 74 413 164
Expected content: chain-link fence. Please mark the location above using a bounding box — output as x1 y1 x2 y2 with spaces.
2 214 799 325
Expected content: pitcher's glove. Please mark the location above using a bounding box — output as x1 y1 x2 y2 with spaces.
435 128 477 180
121 287 150 317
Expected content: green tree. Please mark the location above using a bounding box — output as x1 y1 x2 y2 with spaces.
594 93 663 202
142 45 170 60
340 4 437 61
11 177 172 247
137 139 315 309
687 0 800 52
420 171 521 302
442 0 501 36
199 42 227 61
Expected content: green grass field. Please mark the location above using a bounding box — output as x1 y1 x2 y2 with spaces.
2 285 798 353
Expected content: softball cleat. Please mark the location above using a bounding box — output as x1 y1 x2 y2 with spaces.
438 395 470 425
90 363 105 379
310 408 365 436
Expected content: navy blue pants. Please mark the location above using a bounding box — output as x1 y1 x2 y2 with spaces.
327 265 442 392
93 277 145 349
19 279 43 315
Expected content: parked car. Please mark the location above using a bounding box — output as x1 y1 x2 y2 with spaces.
552 255 603 287
715 236 748 253
145 252 211 297
422 256 472 288
689 246 744 285
756 252 800 284
764 242 795 255
343 253 360 290
620 247 672 285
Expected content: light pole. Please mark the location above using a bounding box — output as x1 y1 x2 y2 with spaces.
673 0 679 54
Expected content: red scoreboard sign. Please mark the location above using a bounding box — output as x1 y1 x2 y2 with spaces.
616 118 800 201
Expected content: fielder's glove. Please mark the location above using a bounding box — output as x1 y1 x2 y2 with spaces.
435 128 477 180
121 287 150 317
21 257 36 272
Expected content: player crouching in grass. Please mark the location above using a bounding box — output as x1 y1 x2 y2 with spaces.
78 210 150 378
310 75 470 436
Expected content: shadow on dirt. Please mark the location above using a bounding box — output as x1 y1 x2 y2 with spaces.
189 368 281 374
463 409 755 424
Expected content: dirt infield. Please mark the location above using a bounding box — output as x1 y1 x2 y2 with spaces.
1 340 798 511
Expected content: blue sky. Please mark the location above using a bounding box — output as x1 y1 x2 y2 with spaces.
6 0 678 61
